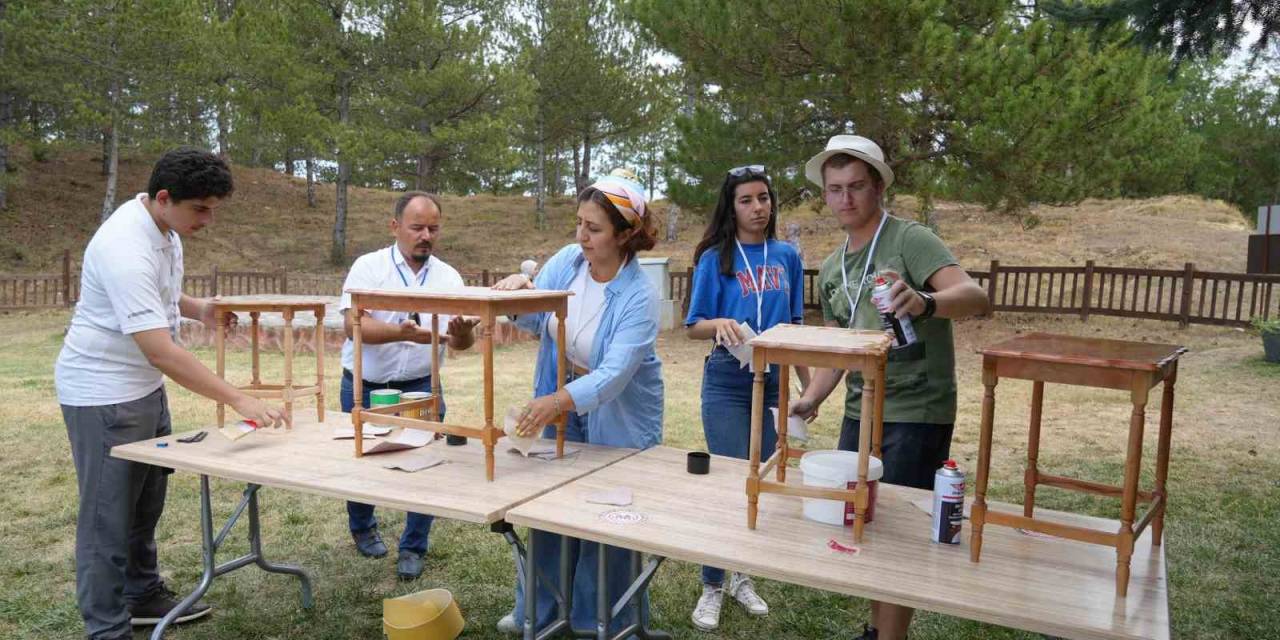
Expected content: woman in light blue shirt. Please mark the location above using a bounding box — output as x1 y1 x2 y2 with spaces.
494 172 663 635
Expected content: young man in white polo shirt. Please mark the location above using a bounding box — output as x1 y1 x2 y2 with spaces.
339 191 478 580
55 148 287 639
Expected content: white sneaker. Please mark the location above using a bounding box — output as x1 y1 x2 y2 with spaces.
728 572 769 616
691 584 724 631
497 612 519 635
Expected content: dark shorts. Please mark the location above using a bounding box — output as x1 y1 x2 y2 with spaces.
838 417 954 490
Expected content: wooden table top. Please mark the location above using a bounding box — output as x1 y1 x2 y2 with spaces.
209 295 330 311
979 333 1186 371
506 446 1168 640
111 410 637 524
749 324 892 356
346 286 571 303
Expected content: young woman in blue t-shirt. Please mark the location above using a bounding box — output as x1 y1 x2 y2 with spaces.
684 165 809 631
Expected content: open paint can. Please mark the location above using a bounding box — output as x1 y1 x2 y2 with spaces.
401 391 432 419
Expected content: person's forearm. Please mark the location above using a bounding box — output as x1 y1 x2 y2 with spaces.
796 365 811 389
344 314 420 344
802 367 844 403
146 340 247 405
933 282 991 319
179 294 207 321
686 319 719 341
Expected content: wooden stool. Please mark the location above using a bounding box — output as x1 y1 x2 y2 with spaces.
970 332 1186 596
745 324 891 543
346 286 571 481
212 296 329 429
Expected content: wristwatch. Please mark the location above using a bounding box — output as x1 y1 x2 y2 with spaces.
917 290 936 320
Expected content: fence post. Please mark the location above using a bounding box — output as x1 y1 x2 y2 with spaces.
279 268 288 294
1179 262 1194 327
211 265 219 297
62 249 72 307
986 260 999 314
1081 260 1095 321
482 269 490 287
683 266 694 316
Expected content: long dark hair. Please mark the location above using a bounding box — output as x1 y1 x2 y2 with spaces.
692 172 779 276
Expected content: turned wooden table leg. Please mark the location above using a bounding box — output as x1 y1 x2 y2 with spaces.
971 358 998 562
483 310 496 482
747 348 766 530
777 363 790 482
872 357 886 459
1024 381 1044 518
282 309 295 428
854 369 877 543
249 311 261 386
1116 377 1148 597
352 309 364 457
555 306 567 458
1152 364 1177 546
315 308 325 422
216 309 226 428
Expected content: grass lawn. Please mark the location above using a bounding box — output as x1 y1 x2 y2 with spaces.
0 310 1276 639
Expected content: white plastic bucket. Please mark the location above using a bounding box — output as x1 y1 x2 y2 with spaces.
801 450 883 526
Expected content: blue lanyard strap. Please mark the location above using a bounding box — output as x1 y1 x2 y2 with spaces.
391 247 429 288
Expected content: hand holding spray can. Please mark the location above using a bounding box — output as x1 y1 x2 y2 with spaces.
870 275 917 347
931 460 965 544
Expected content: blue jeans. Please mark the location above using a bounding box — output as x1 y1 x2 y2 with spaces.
700 346 778 586
340 370 445 554
513 406 650 635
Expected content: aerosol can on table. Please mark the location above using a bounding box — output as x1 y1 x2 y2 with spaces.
931 459 965 544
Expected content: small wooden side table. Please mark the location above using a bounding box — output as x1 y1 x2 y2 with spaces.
746 324 892 543
970 332 1186 596
347 286 571 481
211 296 329 429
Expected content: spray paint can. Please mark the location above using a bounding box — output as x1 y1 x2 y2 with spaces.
870 276 916 347
931 460 965 544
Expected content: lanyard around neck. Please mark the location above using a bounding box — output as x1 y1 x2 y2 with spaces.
391 247 429 288
840 212 889 328
735 238 768 331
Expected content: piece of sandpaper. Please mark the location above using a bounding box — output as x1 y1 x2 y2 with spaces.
503 406 537 456
585 487 633 506
723 321 758 370
361 428 433 455
332 425 393 439
382 452 447 473
769 407 810 441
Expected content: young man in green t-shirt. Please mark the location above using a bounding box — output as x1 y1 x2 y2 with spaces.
790 135 990 640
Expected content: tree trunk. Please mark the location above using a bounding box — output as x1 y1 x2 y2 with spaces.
283 146 294 176
0 91 10 211
665 203 679 242
101 129 110 176
305 157 316 207
331 74 351 264
99 78 120 222
576 130 592 192
216 100 231 161
535 118 547 229
415 153 436 192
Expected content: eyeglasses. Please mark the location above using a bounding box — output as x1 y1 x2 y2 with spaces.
727 164 767 179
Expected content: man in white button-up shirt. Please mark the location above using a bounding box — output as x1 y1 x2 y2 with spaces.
338 191 477 580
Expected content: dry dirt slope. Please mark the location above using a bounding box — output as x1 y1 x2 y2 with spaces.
0 147 1254 275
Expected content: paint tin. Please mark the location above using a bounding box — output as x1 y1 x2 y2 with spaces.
931 459 965 544
870 276 917 347
370 389 402 407
400 391 431 419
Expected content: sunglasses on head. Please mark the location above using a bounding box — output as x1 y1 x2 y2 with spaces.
727 164 767 179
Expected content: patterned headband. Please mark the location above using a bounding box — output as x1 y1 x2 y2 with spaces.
590 175 648 225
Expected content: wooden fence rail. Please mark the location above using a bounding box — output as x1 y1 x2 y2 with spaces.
6 251 1278 328
668 259 1280 328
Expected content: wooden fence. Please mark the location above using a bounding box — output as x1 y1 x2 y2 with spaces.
7 251 1277 328
669 259 1280 328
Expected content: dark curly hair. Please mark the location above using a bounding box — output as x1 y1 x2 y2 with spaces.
147 147 234 203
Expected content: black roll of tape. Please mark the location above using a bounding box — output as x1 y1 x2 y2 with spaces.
446 435 468 446
687 451 710 475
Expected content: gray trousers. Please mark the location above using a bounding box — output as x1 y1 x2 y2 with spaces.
62 386 172 640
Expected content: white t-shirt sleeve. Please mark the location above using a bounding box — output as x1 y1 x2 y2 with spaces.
339 256 377 312
99 248 169 335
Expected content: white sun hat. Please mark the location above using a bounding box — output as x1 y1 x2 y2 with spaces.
804 134 894 189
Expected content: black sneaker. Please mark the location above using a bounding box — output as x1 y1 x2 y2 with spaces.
352 527 388 558
853 624 878 640
396 549 425 581
129 586 213 626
